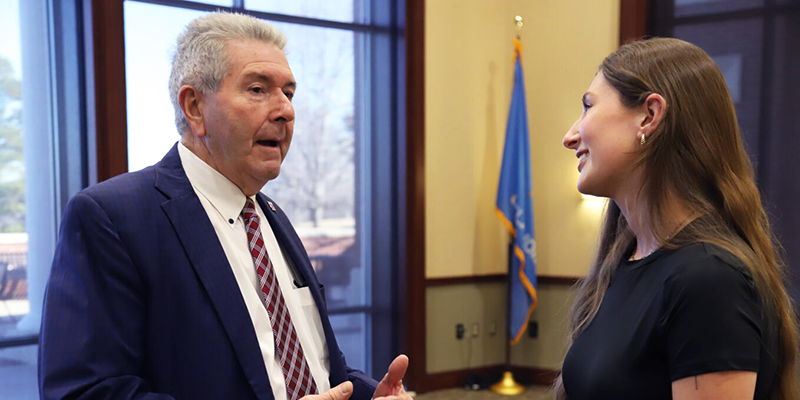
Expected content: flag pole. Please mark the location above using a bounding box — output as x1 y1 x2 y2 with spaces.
488 235 525 395
490 14 526 396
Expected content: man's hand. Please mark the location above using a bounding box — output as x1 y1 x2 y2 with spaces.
372 355 412 399
301 381 353 400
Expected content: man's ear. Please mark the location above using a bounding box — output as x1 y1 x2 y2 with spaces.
179 85 206 137
639 93 667 139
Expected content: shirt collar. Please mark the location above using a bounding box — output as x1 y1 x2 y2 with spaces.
178 142 254 225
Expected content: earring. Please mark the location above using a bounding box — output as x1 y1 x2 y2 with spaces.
640 134 647 146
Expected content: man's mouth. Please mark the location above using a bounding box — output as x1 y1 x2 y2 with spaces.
257 140 280 147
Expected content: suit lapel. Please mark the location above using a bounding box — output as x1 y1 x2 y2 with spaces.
256 195 348 385
156 146 274 400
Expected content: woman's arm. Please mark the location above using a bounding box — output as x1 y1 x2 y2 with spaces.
672 371 756 400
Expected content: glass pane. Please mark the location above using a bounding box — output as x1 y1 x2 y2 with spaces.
0 345 38 399
246 0 364 24
673 19 763 162
1 0 65 396
330 313 367 372
0 0 28 338
0 0 89 357
124 2 206 171
262 23 365 308
674 0 764 17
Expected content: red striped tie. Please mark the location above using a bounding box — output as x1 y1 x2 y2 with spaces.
242 199 318 400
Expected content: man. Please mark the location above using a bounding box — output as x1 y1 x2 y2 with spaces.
39 12 410 400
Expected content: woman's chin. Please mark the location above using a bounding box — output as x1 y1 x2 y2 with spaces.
577 180 605 198
576 178 592 196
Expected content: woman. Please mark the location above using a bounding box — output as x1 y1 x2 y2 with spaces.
557 38 799 400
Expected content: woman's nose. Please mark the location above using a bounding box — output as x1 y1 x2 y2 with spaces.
562 119 580 149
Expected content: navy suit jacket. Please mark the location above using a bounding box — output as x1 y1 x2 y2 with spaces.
39 145 377 400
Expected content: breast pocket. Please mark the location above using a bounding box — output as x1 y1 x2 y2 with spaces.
294 286 329 364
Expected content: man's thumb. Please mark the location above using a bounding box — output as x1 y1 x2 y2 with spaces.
326 381 353 400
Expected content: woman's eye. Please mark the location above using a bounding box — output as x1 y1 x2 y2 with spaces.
582 101 592 111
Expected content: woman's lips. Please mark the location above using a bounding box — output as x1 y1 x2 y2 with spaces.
578 153 588 172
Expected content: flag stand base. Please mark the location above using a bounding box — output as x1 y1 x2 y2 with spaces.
489 371 525 395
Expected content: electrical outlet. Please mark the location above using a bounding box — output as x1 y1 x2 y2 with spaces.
471 323 480 338
528 321 539 338
456 323 465 340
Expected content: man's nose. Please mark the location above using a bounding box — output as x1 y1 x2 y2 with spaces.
270 92 295 123
562 119 580 149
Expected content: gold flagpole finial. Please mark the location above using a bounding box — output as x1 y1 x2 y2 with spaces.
515 15 523 39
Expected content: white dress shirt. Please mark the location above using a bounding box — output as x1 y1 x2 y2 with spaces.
178 143 331 399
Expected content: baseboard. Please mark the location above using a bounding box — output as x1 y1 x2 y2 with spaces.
416 365 559 393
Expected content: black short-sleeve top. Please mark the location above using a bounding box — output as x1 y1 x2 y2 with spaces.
562 243 778 400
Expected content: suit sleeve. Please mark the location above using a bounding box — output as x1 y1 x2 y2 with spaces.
346 362 379 400
39 193 175 400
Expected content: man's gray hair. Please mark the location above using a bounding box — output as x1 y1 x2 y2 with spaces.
169 12 287 134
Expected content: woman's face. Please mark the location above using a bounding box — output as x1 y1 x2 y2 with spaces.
562 73 644 200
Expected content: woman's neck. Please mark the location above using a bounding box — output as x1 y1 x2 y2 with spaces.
615 192 694 261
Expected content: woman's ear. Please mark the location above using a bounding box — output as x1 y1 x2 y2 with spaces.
640 93 667 139
179 85 206 137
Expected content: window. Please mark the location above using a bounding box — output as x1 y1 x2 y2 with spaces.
0 0 88 398
0 1 27 335
124 0 403 376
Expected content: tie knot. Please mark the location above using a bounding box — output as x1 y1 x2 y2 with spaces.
242 198 258 222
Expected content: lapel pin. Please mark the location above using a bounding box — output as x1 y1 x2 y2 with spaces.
267 201 277 212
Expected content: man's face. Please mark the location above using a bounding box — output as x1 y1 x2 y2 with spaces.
199 39 296 194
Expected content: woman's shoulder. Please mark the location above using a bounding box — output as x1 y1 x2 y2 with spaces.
662 242 749 276
662 242 757 299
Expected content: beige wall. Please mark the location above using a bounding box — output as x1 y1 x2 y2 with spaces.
509 283 578 369
426 282 578 373
423 0 620 374
425 0 619 278
425 283 508 373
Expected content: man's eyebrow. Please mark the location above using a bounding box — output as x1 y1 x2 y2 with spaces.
243 72 296 89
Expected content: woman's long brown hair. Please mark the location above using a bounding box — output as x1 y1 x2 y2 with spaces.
553 38 799 400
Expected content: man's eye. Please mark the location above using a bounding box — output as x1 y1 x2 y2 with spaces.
250 87 263 94
284 91 294 100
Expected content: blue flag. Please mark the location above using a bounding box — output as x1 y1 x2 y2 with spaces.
495 38 538 345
